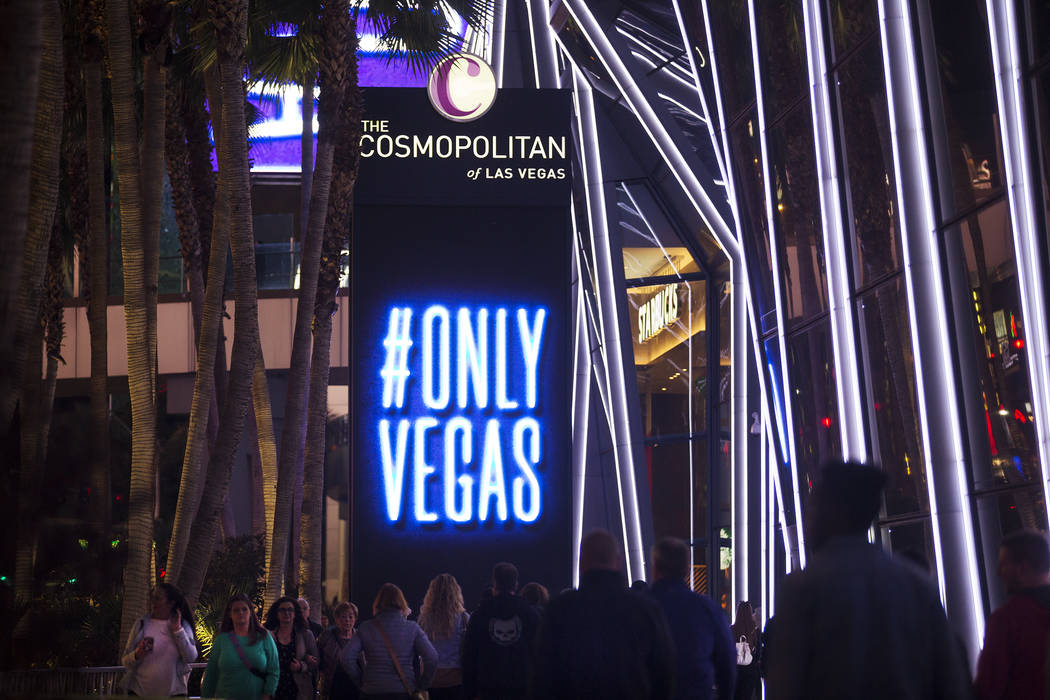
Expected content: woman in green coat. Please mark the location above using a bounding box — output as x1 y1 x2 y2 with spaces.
202 594 280 700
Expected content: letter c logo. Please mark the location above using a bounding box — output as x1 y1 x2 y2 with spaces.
427 53 497 123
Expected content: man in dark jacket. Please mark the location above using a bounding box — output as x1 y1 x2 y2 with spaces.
976 530 1050 700
536 529 676 700
462 562 540 700
649 537 735 700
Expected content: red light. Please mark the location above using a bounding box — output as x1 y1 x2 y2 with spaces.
873 402 881 411
1014 409 1027 423
115 494 123 502
159 568 166 578
1013 339 1024 349
821 416 832 428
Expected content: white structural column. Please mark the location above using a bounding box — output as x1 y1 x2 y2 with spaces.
525 0 560 89
800 0 867 461
559 0 751 608
985 0 1050 530
877 0 984 663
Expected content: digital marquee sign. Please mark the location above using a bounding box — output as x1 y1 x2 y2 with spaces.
351 85 572 612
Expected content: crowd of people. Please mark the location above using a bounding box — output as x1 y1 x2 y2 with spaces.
120 460 1050 700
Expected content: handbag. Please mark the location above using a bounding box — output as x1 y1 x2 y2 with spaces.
373 619 429 700
736 635 753 666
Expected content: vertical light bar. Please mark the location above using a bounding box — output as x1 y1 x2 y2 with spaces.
746 0 807 569
571 64 646 581
570 196 592 587
760 410 768 625
529 0 561 88
522 0 542 89
985 0 1050 529
877 0 983 654
492 0 508 87
800 0 866 460
689 282 696 579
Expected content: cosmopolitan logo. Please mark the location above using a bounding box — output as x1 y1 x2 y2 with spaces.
359 124 567 161
377 303 548 525
427 53 497 122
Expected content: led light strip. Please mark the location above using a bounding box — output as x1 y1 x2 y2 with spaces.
985 0 1050 530
800 0 866 461
746 0 807 569
523 0 542 89
877 0 983 649
532 0 560 88
492 0 508 87
571 193 593 587
570 63 646 582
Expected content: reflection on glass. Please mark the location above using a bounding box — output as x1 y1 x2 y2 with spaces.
631 280 708 438
730 115 777 330
1023 0 1050 65
768 104 829 326
954 200 1041 489
1033 67 1050 263
928 0 1004 218
979 489 1048 537
618 184 700 280
833 40 902 286
885 520 937 578
757 0 808 119
785 321 841 493
857 277 927 517
649 440 693 544
826 0 877 61
706 0 755 121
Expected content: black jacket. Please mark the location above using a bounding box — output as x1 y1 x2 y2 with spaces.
462 592 540 698
536 569 676 700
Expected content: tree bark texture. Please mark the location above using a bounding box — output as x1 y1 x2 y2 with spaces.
0 0 43 431
108 0 158 643
178 0 259 608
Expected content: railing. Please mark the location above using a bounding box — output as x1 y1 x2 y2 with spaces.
0 663 207 698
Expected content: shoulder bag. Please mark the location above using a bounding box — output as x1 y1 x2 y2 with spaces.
373 619 429 700
229 632 268 679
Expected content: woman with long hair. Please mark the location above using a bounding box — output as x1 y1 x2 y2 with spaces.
317 601 359 700
731 600 760 700
264 596 320 700
120 582 199 696
202 593 279 700
418 574 470 700
338 583 438 699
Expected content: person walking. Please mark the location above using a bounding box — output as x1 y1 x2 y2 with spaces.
264 596 320 700
120 582 199 697
202 594 279 700
975 530 1050 700
535 530 675 700
318 602 360 700
764 461 973 700
338 583 438 699
462 562 540 700
648 537 735 700
730 601 758 700
418 573 470 700
299 596 326 639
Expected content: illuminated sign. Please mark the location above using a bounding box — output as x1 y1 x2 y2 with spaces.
376 304 547 524
638 284 679 343
351 88 572 612
427 53 497 122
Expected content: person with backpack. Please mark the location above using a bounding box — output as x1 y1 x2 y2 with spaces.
731 601 758 700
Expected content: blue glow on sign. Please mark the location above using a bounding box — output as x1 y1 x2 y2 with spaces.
377 303 548 525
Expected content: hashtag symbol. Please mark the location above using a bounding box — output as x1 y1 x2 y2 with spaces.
380 307 413 409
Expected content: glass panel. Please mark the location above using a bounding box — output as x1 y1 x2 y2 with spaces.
833 40 904 285
1024 0 1050 64
706 0 756 120
1034 67 1050 272
928 0 1004 218
954 199 1042 488
618 183 700 280
649 439 693 545
254 213 298 290
730 113 777 331
158 256 184 295
556 16 615 93
785 321 841 492
978 488 1048 537
757 0 808 119
768 104 829 326
631 280 707 439
675 0 723 136
857 277 928 517
826 0 878 61
884 520 937 577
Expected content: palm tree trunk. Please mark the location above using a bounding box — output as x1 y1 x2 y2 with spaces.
177 0 260 608
108 0 158 643
300 72 315 235
300 18 360 620
141 51 166 406
254 349 280 600
3 0 62 443
83 0 111 557
0 0 43 431
269 0 349 604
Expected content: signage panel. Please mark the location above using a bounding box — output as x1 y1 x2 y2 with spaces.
351 86 572 613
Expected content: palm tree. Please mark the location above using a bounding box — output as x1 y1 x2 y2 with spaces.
175 0 263 608
107 0 159 641
0 1 44 432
